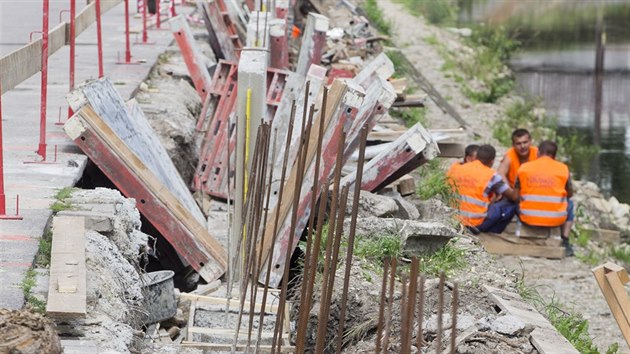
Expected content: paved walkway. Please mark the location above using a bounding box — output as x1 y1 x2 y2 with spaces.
0 1 192 309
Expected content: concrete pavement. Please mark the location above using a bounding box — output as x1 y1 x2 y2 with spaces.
0 0 193 309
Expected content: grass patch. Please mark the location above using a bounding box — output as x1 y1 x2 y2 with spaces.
418 241 466 277
51 187 74 212
416 160 458 206
394 0 457 24
354 234 402 261
364 0 392 35
390 107 427 127
385 50 410 79
21 268 46 314
610 245 630 267
516 270 619 353
35 229 53 268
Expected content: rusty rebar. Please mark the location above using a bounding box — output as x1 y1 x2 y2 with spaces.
436 272 446 354
259 101 296 353
296 88 329 353
375 256 390 353
401 258 420 354
253 127 278 353
450 282 459 354
416 274 426 350
335 124 369 353
382 257 397 352
273 100 313 352
400 274 409 354
314 131 347 353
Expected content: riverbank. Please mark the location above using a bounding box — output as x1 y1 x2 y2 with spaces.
366 0 630 352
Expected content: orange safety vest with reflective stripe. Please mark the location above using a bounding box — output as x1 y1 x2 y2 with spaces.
504 146 538 188
517 156 569 227
447 160 494 227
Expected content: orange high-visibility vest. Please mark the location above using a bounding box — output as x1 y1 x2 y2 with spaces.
447 160 494 227
504 146 538 188
517 156 569 227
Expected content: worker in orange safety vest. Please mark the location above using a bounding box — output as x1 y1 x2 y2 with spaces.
497 129 538 188
515 140 574 256
448 145 518 234
446 144 479 176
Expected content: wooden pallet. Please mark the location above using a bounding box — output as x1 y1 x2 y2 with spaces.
477 233 565 259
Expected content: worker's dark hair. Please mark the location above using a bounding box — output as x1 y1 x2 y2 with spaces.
538 140 558 158
511 129 531 143
464 144 480 158
477 144 496 166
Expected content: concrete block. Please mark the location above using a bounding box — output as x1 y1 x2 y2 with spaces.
56 210 114 233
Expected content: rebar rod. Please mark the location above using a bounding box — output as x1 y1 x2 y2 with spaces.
450 282 459 354
375 256 390 353
382 258 397 352
436 272 446 354
416 275 426 350
258 104 296 353
335 125 369 353
314 131 347 353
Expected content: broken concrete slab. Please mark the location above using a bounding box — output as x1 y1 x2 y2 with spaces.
343 190 399 218
56 210 114 233
380 190 420 220
491 315 527 336
345 217 457 254
65 78 227 282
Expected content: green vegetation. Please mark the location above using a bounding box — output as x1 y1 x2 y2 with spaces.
418 241 467 277
416 160 458 207
35 229 53 268
364 0 392 35
21 268 46 314
354 234 402 261
610 245 630 267
385 50 410 79
50 187 74 212
394 0 457 24
390 107 427 127
516 272 619 354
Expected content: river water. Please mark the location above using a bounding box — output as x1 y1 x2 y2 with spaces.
458 0 630 203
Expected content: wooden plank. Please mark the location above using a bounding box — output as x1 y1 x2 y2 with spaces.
186 300 197 341
181 341 296 352
477 233 565 259
484 285 579 354
179 293 280 313
593 263 630 348
46 216 86 319
396 174 416 196
187 327 285 338
65 79 227 281
0 1 121 94
436 142 464 158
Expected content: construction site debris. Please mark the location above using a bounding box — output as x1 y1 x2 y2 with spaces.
342 190 399 218
65 78 227 282
142 270 177 324
0 308 62 354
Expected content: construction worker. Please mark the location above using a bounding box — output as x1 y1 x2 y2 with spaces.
446 144 479 175
497 129 538 188
515 140 574 256
448 144 518 234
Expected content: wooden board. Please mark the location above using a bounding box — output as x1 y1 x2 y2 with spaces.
484 285 579 354
181 342 295 352
65 79 227 282
46 216 86 319
477 233 565 259
592 263 630 348
180 293 280 314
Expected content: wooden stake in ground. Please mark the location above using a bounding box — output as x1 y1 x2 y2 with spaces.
593 262 630 348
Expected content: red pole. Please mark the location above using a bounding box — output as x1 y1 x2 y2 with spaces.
136 0 154 44
67 0 76 119
170 0 176 17
38 0 49 160
124 0 132 62
0 83 6 215
156 0 161 29
96 0 104 77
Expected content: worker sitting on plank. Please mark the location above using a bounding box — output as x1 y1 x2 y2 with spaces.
497 128 538 188
448 144 519 235
446 144 479 175
515 140 575 256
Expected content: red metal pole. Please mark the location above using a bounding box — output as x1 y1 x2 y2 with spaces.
124 0 131 62
67 0 76 119
170 0 177 17
96 0 104 77
38 0 49 160
136 0 154 44
0 84 6 215
156 0 162 29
